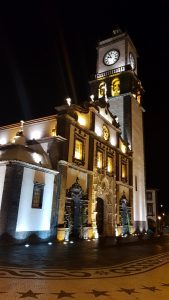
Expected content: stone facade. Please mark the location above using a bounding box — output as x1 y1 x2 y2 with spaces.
0 29 147 243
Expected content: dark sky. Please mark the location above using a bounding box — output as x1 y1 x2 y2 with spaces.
0 1 169 209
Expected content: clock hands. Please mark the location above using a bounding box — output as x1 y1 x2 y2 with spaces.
103 49 119 66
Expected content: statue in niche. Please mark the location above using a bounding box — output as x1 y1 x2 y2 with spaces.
65 177 88 239
120 191 130 236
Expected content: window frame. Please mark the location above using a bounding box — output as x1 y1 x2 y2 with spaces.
147 203 154 216
73 135 85 165
97 149 104 171
121 156 128 183
107 154 114 175
146 191 152 200
32 182 44 209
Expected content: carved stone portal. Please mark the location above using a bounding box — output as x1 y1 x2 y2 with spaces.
94 174 115 236
65 177 88 240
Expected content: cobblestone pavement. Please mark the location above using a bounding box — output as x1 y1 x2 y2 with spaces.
0 237 169 299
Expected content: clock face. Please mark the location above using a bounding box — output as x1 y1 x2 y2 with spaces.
102 124 110 141
129 52 136 70
103 49 120 66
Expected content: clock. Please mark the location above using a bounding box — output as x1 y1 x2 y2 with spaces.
103 49 120 66
129 52 136 70
102 124 110 141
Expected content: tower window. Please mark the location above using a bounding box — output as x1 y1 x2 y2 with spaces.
32 183 44 209
111 77 120 97
98 81 107 98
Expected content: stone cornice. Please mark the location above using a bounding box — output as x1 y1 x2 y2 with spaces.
58 160 94 175
0 160 58 175
116 181 133 189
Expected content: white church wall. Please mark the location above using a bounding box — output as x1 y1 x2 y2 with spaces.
0 165 6 210
16 167 55 232
132 99 147 228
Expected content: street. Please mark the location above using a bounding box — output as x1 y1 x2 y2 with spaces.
0 235 169 299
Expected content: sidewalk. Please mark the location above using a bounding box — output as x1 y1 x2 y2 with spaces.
0 234 168 299
0 250 169 299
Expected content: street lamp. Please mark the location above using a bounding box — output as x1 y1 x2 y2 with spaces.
158 216 162 233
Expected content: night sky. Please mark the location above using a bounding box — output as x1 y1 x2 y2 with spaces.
0 2 169 210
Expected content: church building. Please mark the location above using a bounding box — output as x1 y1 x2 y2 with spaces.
0 29 147 243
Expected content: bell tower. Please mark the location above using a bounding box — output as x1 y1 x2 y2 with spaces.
90 28 147 232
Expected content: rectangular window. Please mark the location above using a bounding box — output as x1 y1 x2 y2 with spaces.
97 151 103 169
107 156 113 173
74 139 83 160
32 183 44 209
121 162 127 181
146 192 152 200
147 203 153 216
121 156 128 182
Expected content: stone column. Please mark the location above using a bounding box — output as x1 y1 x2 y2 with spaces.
91 171 100 238
87 173 95 239
57 162 68 241
0 164 23 239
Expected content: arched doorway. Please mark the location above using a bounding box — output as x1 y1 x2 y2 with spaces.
65 178 88 240
96 198 104 235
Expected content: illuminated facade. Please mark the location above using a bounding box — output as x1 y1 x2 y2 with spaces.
0 117 59 243
0 29 147 243
90 28 147 232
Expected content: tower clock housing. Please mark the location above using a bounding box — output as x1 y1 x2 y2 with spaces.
90 28 147 232
97 28 138 75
